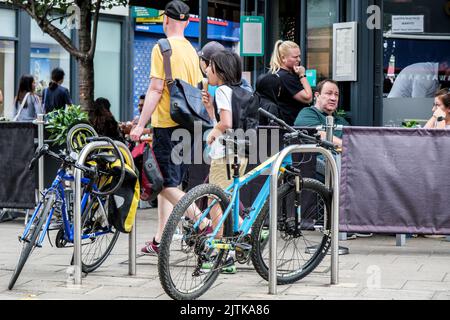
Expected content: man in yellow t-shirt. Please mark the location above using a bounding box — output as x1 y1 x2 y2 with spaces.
130 0 204 255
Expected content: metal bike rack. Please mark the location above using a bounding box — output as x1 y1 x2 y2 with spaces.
268 133 340 295
73 140 137 284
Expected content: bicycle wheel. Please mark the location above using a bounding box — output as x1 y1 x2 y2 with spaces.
158 184 232 300
8 193 55 290
251 178 332 285
76 195 120 273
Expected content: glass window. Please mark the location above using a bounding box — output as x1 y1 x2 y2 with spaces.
94 20 121 119
382 0 450 126
0 8 16 38
306 0 338 83
30 19 71 101
0 41 15 118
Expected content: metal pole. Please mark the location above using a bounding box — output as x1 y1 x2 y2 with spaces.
199 0 208 48
269 145 340 294
324 118 348 254
36 114 45 196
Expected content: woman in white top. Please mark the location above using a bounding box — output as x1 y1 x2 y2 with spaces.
424 88 450 129
14 75 42 122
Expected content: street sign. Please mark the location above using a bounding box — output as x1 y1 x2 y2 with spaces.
240 16 264 57
131 6 160 18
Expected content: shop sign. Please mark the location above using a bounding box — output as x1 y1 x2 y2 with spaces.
392 15 424 33
131 6 160 18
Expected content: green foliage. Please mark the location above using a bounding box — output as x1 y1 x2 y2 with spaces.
336 109 346 118
7 0 128 14
402 120 419 128
46 105 88 146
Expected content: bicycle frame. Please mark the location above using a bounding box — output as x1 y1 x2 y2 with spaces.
20 167 109 247
193 153 293 248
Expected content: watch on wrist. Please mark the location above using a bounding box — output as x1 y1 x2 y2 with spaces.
299 74 306 80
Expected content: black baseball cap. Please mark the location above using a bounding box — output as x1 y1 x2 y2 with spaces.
162 0 190 21
198 41 225 61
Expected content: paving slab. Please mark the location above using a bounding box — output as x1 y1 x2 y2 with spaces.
1 207 449 300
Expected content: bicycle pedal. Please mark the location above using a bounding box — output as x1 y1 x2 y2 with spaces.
221 257 235 268
235 242 252 252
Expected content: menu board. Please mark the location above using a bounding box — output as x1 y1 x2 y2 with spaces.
333 22 358 81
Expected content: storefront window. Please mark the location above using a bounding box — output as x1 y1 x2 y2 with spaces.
0 41 15 118
306 0 338 83
30 19 71 100
382 0 450 126
94 20 121 119
0 8 16 38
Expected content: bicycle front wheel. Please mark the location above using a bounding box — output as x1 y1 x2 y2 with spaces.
251 178 332 285
76 195 120 273
8 193 55 290
158 184 232 300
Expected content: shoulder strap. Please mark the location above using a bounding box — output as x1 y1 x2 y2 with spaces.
13 92 30 121
157 39 173 86
42 88 47 113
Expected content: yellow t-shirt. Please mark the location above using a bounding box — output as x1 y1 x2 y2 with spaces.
150 37 203 128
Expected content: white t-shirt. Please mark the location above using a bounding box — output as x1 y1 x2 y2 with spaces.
208 85 233 160
388 62 439 98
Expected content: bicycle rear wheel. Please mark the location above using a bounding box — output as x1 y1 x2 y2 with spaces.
158 184 232 300
251 178 332 285
8 193 55 290
76 195 119 273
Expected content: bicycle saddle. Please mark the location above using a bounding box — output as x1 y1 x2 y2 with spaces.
88 152 117 164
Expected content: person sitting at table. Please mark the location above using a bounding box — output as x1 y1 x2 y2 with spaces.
423 88 450 129
294 79 348 146
295 79 372 239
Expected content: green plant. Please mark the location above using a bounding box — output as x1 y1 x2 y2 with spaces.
46 105 88 146
402 120 419 128
336 109 346 117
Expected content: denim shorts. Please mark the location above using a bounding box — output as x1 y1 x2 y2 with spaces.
152 126 187 188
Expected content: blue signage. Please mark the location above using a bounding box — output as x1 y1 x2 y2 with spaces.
135 17 240 42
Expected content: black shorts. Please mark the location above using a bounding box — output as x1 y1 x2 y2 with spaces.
152 126 187 188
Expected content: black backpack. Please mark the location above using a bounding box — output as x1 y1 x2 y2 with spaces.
214 84 260 131
255 72 281 125
214 84 260 157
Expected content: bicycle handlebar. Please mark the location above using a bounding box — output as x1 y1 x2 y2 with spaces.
258 108 337 151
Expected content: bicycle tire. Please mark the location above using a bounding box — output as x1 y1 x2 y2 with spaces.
72 195 120 273
251 178 332 285
158 184 232 300
8 194 55 290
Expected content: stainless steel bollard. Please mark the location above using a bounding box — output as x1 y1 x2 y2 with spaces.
36 114 45 197
269 145 340 294
73 140 137 284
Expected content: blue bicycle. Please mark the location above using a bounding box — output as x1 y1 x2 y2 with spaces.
8 131 125 290
158 109 336 300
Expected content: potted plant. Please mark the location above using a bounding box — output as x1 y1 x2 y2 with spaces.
46 105 89 147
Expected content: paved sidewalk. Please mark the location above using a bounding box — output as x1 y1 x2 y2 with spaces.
0 207 449 300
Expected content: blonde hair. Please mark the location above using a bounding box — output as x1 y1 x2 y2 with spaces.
269 40 300 74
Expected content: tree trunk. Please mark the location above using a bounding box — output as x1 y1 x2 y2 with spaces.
78 58 94 111
77 0 94 111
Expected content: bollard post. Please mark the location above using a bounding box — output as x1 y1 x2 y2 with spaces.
36 114 45 197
